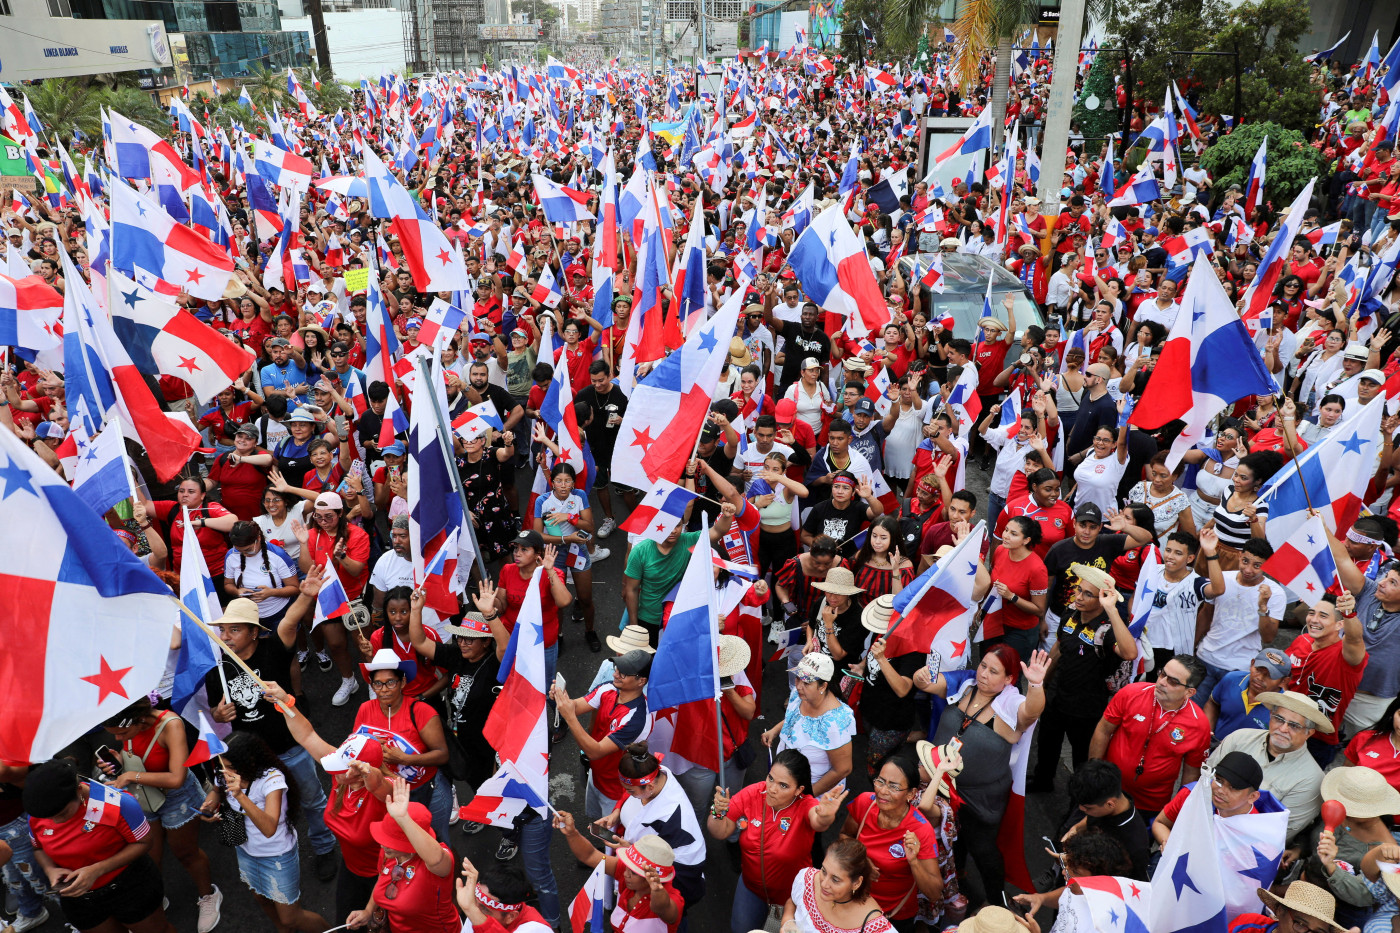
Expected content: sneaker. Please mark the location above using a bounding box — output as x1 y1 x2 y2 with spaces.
195 886 222 933
332 677 357 707
316 651 333 672
590 546 611 563
596 517 616 539
11 908 49 933
585 631 601 653
496 838 519 861
459 820 486 835
449 786 461 824
296 650 309 670
314 848 339 883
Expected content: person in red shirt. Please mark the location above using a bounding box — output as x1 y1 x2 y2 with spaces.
150 477 239 583
1343 696 1400 791
348 787 459 933
553 821 684 933
979 516 1049 660
995 468 1074 557
207 425 273 522
705 750 848 928
838 754 943 925
1090 655 1213 817
294 490 372 695
1286 591 1368 765
455 863 554 933
25 760 174 933
355 586 445 698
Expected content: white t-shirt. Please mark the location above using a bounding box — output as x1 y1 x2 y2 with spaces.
231 768 297 857
369 549 415 593
1142 569 1215 656
736 442 793 479
254 501 308 562
1183 166 1210 200
1197 573 1287 672
1073 452 1128 515
222 544 299 618
618 767 707 868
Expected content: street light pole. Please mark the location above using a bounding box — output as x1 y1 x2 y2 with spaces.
1035 0 1087 214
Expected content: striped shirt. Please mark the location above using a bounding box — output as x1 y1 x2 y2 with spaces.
1210 486 1267 548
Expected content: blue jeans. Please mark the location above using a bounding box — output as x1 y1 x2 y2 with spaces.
987 491 1007 538
731 875 770 933
518 815 560 925
0 812 47 918
278 745 337 855
1195 661 1230 708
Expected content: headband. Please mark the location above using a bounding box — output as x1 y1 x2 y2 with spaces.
621 848 675 881
1347 527 1384 547
619 769 662 788
476 890 523 913
832 475 857 488
113 528 138 545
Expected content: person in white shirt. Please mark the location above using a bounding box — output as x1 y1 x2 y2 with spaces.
1194 538 1286 699
1046 254 1080 316
1144 528 1226 668
1134 277 1181 330
1182 159 1211 201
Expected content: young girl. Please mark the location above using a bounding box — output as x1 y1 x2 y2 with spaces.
533 463 600 652
216 732 328 933
353 586 447 698
223 521 300 626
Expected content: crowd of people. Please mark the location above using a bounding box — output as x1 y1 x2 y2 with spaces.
3 26 1400 933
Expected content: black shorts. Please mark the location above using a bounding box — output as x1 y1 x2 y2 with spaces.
60 854 165 932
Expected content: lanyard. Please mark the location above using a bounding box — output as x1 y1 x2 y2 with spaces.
1135 703 1173 778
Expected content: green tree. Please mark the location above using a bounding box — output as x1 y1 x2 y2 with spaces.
839 0 916 63
1074 50 1120 140
99 87 172 138
1198 120 1327 205
24 78 108 145
1109 0 1318 135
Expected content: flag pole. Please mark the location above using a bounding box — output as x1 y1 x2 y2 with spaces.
1272 394 1317 513
182 505 230 701
168 595 295 718
416 356 490 583
708 513 727 789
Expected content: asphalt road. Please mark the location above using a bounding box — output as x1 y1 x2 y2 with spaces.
21 461 1079 933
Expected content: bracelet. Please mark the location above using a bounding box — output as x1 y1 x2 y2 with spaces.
139 522 152 530
1027 681 1043 688
1206 553 1220 560
483 613 498 622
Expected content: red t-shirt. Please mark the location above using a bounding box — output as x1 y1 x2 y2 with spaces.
562 340 595 394
1346 731 1400 790
983 547 1049 635
199 402 255 441
610 858 684 933
154 500 233 574
972 340 1011 396
1286 634 1367 745
29 783 149 889
584 684 650 802
351 698 440 787
373 844 460 933
322 781 388 877
996 495 1073 557
208 451 270 522
1102 683 1212 811
229 315 273 356
497 563 565 647
306 525 372 599
1160 781 1260 824
726 783 821 904
366 626 444 698
846 792 940 920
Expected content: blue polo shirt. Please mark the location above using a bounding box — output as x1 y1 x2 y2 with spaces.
260 359 311 406
1210 669 1271 740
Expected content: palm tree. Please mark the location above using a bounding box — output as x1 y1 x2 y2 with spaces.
99 86 172 138
24 78 106 146
885 0 1039 144
245 65 287 113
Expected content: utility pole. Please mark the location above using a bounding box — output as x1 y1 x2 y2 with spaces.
1035 0 1086 214
305 0 332 73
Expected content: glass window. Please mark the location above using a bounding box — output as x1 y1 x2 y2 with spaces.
46 0 73 17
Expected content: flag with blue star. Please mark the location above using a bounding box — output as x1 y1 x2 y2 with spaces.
1147 772 1228 933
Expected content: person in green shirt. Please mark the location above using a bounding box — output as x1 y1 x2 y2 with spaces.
622 501 736 645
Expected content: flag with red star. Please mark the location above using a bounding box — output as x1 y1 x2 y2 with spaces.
0 421 176 763
108 268 255 403
611 284 744 491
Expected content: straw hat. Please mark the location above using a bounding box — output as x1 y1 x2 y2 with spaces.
843 357 871 374
728 337 753 367
915 739 965 791
1017 242 1040 257
1070 563 1122 602
811 567 864 595
717 635 751 678
1320 765 1400 819
606 624 657 655
1257 882 1346 933
977 316 1007 334
618 834 675 881
1257 690 1334 734
446 612 495 639
958 906 1023 933
861 593 896 634
215 598 267 629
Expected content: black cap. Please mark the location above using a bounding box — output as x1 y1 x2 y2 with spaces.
1214 751 1263 792
1073 502 1103 524
512 529 545 552
22 760 79 818
614 649 653 678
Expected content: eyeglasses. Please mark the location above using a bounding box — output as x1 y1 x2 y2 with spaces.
370 678 401 691
1284 910 1334 933
329 350 349 357
1157 670 1187 688
1269 712 1310 733
872 777 907 792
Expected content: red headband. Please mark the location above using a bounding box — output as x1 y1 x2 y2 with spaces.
622 848 675 881
476 890 523 913
619 770 661 788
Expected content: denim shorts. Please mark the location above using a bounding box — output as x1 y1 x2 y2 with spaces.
237 844 302 904
154 772 208 829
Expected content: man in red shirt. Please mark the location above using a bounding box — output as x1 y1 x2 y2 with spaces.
1090 654 1213 818
1285 591 1367 766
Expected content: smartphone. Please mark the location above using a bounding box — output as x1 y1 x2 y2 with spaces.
588 824 625 847
574 529 593 542
100 747 124 770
